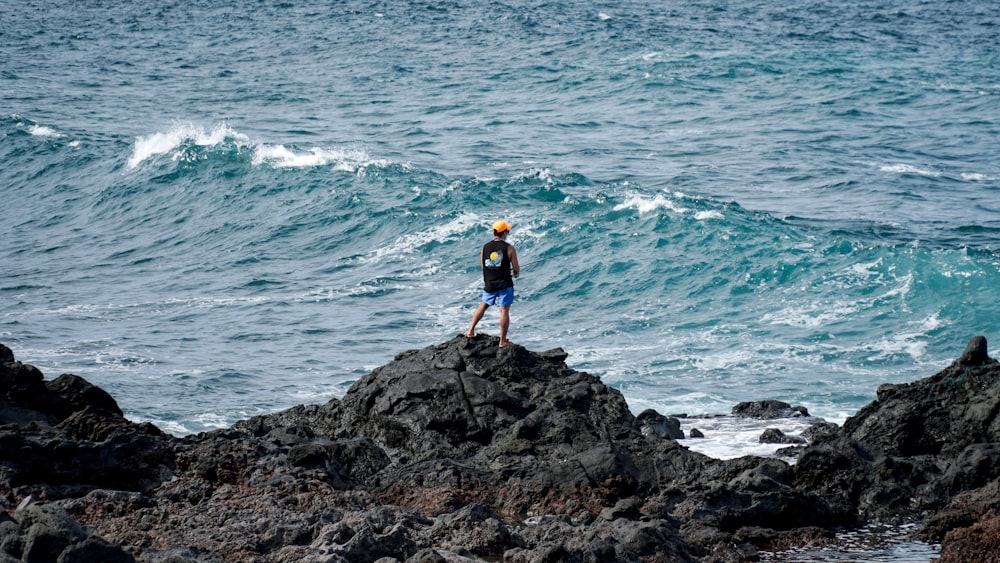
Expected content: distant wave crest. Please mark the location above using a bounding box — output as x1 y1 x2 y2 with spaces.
128 121 391 172
252 144 389 172
613 190 724 221
128 122 249 168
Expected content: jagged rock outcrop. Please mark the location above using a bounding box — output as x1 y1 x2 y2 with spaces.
2 335 1000 561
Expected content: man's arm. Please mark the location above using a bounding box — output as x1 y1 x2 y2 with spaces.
509 245 520 278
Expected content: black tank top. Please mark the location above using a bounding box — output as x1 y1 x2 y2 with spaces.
481 239 513 292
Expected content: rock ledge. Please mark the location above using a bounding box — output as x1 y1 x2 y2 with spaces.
3 335 1000 562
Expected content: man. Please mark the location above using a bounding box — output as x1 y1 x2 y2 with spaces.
464 220 520 347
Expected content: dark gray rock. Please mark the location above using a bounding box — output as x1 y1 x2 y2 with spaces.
404 548 447 563
56 536 135 563
848 336 1000 457
801 421 839 443
2 335 1000 562
759 428 806 445
46 372 124 418
429 503 518 556
732 400 809 419
957 335 994 366
138 547 226 563
0 498 132 563
16 499 87 562
636 408 685 439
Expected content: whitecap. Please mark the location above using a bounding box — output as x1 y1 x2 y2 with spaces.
961 172 999 181
694 210 724 220
27 124 62 137
761 301 862 329
127 122 249 168
846 257 884 277
252 143 388 171
879 163 942 177
613 191 688 215
512 168 553 183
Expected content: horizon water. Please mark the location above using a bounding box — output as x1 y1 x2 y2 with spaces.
3 2 998 559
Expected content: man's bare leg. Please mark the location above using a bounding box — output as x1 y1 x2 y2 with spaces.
498 306 511 346
465 302 489 337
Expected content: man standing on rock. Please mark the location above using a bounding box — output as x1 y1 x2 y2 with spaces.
465 220 520 347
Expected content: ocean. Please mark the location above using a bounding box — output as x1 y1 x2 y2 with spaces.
3 0 997 501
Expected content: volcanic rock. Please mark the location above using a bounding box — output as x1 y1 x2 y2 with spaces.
1 335 999 561
732 400 809 419
758 428 806 445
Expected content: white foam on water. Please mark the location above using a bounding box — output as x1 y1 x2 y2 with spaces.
27 295 274 322
691 347 755 371
614 190 688 215
675 415 820 461
287 383 345 404
513 168 554 183
252 143 389 171
359 212 482 265
127 121 394 172
864 313 942 362
193 412 231 430
879 163 942 177
846 257 884 277
92 348 156 371
165 295 272 310
961 172 999 181
761 300 862 329
760 263 915 330
128 122 249 168
612 189 726 220
26 124 62 137
694 210 724 220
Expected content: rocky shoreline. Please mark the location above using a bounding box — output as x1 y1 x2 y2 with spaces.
2 335 999 562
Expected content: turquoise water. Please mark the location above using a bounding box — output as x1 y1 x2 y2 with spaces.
3 0 999 443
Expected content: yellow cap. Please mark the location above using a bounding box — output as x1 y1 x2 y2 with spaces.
492 220 512 233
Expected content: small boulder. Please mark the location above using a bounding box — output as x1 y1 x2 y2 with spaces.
733 401 809 419
636 409 684 439
759 428 806 445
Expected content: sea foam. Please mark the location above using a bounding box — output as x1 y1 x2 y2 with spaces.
252 143 388 171
128 122 249 168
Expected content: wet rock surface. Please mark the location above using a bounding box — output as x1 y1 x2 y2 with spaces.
2 335 1000 561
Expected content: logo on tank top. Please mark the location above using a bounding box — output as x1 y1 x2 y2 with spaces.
484 251 503 269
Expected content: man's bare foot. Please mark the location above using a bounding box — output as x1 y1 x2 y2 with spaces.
464 331 475 337
498 339 511 347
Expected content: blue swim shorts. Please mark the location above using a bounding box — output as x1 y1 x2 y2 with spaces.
482 286 515 307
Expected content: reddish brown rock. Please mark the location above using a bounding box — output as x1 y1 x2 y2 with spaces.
938 512 1000 563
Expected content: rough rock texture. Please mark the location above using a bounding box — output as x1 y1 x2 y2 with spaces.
937 512 1000 563
732 400 809 419
2 335 1000 562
